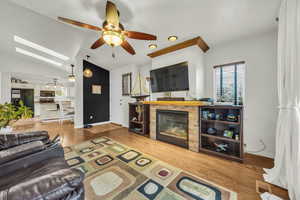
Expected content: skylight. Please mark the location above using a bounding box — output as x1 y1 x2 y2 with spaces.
16 47 63 67
14 36 69 61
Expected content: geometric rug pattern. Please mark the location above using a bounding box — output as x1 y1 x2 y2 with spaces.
64 137 238 200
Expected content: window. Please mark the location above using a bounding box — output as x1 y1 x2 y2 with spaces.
214 62 245 105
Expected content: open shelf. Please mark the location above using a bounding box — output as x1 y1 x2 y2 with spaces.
199 148 243 162
130 128 143 134
130 120 144 125
201 133 240 143
201 119 240 125
199 105 244 162
129 103 150 136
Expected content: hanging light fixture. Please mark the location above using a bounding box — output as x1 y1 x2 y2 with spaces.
83 68 93 78
53 78 58 88
83 55 93 78
68 64 76 82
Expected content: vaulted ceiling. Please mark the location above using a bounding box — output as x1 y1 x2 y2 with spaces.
1 0 280 70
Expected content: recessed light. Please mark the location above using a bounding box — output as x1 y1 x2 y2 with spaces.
168 36 178 41
148 44 157 49
14 35 70 61
16 47 63 67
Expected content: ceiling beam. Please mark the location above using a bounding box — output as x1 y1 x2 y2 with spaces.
147 36 209 58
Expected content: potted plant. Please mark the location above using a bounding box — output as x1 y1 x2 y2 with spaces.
0 101 33 133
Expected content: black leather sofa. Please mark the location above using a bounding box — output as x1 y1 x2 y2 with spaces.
0 131 85 200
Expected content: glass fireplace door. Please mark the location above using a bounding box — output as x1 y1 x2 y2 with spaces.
156 110 188 148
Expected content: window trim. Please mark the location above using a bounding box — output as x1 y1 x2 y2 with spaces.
213 61 245 105
213 61 245 69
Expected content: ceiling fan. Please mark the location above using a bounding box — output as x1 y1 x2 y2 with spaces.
58 1 157 56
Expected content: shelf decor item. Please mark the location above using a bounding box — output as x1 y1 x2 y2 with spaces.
208 112 216 120
226 113 238 122
215 113 223 120
131 72 150 102
223 130 234 138
202 111 209 120
207 128 217 135
136 105 143 122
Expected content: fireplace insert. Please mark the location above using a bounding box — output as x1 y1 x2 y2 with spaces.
156 110 188 148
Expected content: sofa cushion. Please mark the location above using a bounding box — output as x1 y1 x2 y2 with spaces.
0 141 45 165
0 158 84 200
0 131 49 150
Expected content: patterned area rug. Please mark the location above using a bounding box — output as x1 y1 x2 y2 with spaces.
64 137 237 200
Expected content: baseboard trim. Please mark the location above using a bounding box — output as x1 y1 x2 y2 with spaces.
111 122 122 127
75 121 111 129
245 151 274 159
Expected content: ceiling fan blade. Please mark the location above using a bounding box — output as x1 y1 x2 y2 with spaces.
91 37 106 49
124 31 157 40
58 17 102 31
106 1 119 27
121 41 136 55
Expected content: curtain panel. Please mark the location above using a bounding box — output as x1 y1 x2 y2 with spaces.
263 0 300 199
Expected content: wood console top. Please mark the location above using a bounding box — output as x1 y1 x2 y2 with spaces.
142 101 207 106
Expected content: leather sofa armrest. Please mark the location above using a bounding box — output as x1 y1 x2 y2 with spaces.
0 131 49 150
0 168 84 200
0 144 64 177
0 141 45 165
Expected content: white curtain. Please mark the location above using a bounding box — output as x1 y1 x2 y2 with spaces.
263 0 300 199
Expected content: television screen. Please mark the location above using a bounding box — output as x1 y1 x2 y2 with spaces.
150 62 189 93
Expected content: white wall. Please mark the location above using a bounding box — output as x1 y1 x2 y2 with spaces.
110 63 151 126
0 72 11 104
151 46 205 100
204 31 278 158
74 54 84 128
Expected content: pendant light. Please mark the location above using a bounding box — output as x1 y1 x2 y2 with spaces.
83 55 93 78
68 64 76 82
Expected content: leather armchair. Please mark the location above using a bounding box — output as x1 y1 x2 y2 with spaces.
0 131 85 200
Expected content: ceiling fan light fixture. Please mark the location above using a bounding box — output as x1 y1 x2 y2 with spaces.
103 31 124 46
148 44 157 49
168 36 178 41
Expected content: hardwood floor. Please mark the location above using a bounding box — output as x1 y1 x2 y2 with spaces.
21 121 289 200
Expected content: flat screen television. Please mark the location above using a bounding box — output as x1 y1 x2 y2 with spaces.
150 61 189 93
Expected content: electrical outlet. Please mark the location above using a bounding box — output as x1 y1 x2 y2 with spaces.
244 143 247 148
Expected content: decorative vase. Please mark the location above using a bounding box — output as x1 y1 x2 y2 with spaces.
0 126 13 134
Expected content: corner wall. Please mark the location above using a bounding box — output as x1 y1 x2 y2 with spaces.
204 31 278 158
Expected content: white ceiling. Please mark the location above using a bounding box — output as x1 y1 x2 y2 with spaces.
2 0 280 70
